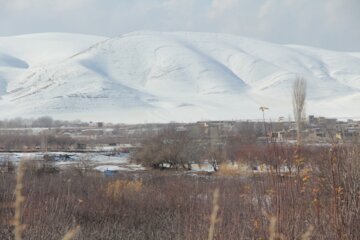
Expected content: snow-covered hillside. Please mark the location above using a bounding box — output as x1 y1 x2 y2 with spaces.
1 31 360 123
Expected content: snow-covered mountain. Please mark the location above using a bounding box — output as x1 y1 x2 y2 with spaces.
1 31 360 123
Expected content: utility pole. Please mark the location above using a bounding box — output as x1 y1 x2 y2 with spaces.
259 106 269 142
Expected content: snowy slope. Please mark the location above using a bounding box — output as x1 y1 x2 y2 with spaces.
1 31 360 123
0 33 106 65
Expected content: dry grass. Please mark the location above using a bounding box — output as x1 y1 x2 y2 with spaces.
10 162 81 240
0 143 358 239
217 162 250 176
105 179 143 198
265 213 314 240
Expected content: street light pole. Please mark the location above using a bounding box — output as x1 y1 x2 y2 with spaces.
259 106 269 141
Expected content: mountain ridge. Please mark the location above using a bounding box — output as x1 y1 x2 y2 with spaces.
0 31 360 123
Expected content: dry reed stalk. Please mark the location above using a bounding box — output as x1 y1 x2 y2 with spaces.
268 216 287 240
12 161 26 240
301 225 314 240
263 210 285 240
62 226 80 240
208 188 219 240
268 216 277 240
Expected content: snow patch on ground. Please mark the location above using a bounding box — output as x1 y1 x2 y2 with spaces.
0 152 145 172
94 164 145 172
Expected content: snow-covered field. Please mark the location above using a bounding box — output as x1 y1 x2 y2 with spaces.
0 152 218 173
1 31 360 122
0 152 145 172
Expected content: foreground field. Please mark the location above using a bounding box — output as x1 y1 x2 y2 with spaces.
0 144 359 240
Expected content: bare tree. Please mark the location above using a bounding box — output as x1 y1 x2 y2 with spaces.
292 76 307 144
206 145 225 171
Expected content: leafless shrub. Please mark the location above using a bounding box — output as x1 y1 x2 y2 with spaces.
0 143 358 239
131 126 203 170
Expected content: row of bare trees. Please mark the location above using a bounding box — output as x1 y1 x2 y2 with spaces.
0 116 90 128
0 134 76 151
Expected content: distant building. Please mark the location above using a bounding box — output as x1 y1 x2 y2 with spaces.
271 131 286 142
76 143 87 150
308 115 316 125
308 115 337 127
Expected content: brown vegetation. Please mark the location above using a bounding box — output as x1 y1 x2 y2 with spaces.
131 126 205 170
0 143 359 239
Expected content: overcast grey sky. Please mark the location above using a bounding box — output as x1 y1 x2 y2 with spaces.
1 0 359 51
